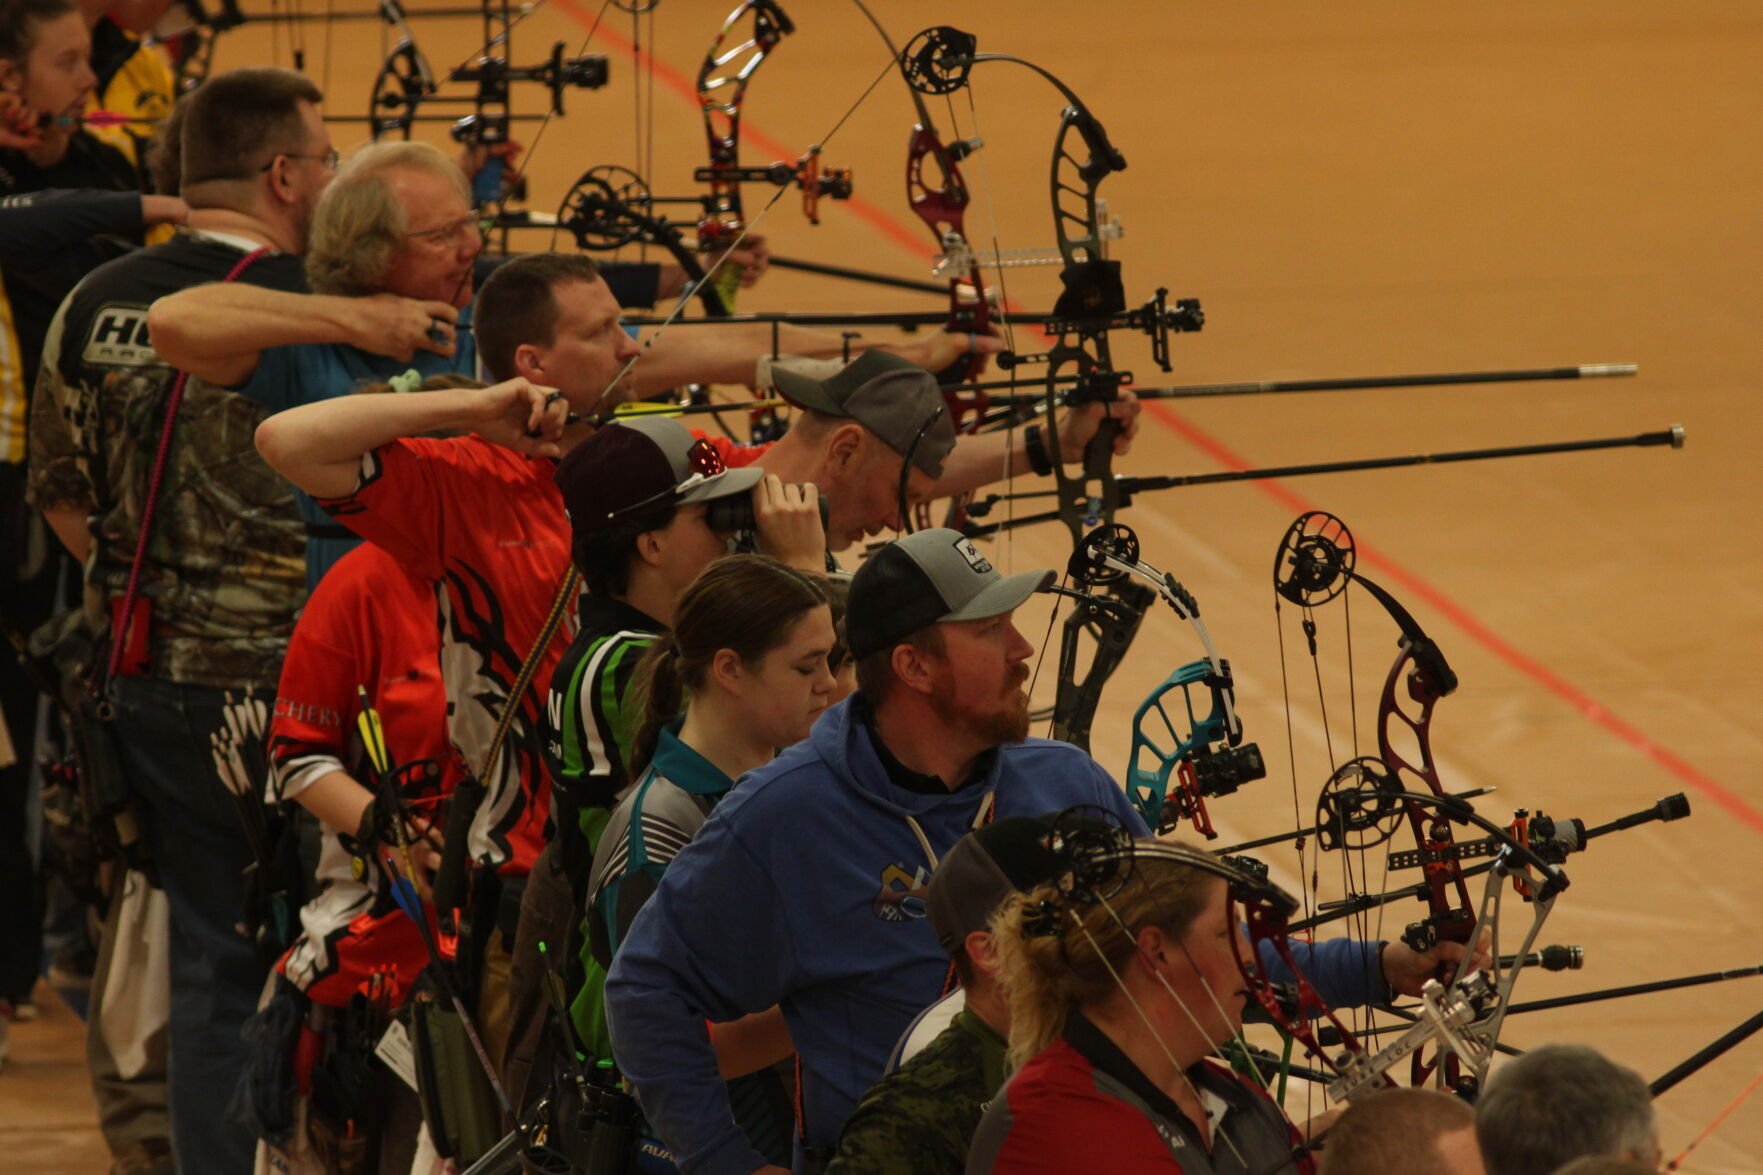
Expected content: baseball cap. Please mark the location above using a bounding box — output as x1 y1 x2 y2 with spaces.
771 350 956 478
928 815 1070 953
845 528 1053 660
553 416 762 535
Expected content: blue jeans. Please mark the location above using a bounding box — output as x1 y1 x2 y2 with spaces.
109 675 272 1174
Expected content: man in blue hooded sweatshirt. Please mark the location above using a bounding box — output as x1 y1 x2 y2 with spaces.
604 527 1481 1174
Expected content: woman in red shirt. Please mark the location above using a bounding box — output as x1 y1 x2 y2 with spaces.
968 840 1313 1175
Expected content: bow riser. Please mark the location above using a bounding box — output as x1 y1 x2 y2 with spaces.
1238 896 1387 1099
1128 660 1265 839
695 2 792 256
1378 649 1479 958
905 124 993 395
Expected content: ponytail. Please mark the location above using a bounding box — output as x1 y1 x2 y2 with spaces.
625 556 831 776
628 634 684 776
990 851 1219 1072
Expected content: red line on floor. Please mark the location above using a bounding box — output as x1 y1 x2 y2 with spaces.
561 0 1763 836
1144 403 1763 836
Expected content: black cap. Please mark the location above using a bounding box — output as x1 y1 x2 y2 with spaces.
927 816 1068 953
554 416 761 536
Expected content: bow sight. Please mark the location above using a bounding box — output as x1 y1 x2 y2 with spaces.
369 6 611 143
1044 524 1267 842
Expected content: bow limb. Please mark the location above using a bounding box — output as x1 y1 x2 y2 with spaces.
368 0 440 140
850 3 994 401
694 0 793 314
156 0 247 93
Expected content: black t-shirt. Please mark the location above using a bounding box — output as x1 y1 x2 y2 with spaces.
0 134 143 389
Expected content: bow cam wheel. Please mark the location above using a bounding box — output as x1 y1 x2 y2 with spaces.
1068 523 1139 586
902 27 978 96
1274 511 1355 607
558 166 655 251
1046 806 1134 906
1315 757 1404 852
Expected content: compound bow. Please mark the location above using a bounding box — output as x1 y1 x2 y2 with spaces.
1269 509 1583 1095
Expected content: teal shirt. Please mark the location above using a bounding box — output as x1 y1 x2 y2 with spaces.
575 720 730 1053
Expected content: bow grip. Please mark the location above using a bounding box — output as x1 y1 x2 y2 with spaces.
1078 414 1121 528
431 773 485 915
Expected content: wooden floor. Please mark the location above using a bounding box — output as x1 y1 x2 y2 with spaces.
6 1 1759 1169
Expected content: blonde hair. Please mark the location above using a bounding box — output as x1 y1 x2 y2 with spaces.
306 141 471 296
990 847 1220 1071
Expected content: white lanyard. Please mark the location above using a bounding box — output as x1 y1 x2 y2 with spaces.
903 789 996 872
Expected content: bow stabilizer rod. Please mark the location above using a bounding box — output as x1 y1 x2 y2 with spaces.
958 362 1639 420
1504 964 1763 1021
1300 793 1691 930
959 426 1686 538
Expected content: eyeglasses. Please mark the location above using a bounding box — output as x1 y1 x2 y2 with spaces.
403 212 482 250
258 148 340 173
895 400 947 536
606 438 727 522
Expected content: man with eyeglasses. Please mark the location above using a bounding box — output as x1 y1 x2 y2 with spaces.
148 139 487 585
25 66 337 1175
150 139 786 586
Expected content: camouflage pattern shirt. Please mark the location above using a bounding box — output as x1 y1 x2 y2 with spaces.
26 232 310 689
826 1009 1008 1175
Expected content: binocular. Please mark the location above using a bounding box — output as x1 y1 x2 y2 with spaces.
706 489 829 534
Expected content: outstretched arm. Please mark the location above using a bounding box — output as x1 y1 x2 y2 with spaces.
630 325 1001 402
931 389 1144 498
148 284 462 387
255 377 566 501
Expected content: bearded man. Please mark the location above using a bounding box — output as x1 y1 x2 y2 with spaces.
602 527 1142 1174
604 525 1490 1175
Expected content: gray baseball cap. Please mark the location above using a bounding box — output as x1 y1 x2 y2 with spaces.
771 350 957 478
846 527 1054 659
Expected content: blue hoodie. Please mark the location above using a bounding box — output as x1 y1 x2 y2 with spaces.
604 697 1386 1174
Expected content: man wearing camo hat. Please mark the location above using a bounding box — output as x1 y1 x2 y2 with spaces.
604 527 1146 1173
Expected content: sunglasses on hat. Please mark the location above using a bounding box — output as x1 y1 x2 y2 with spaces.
605 437 728 522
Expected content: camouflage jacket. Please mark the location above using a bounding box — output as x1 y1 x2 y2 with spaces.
26 232 310 689
826 1009 1008 1175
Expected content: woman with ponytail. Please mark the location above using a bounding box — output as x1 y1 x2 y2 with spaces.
968 844 1314 1174
578 553 836 1166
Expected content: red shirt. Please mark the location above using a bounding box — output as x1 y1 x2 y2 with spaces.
269 542 456 1006
695 431 771 469
317 436 576 877
968 1023 1313 1175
